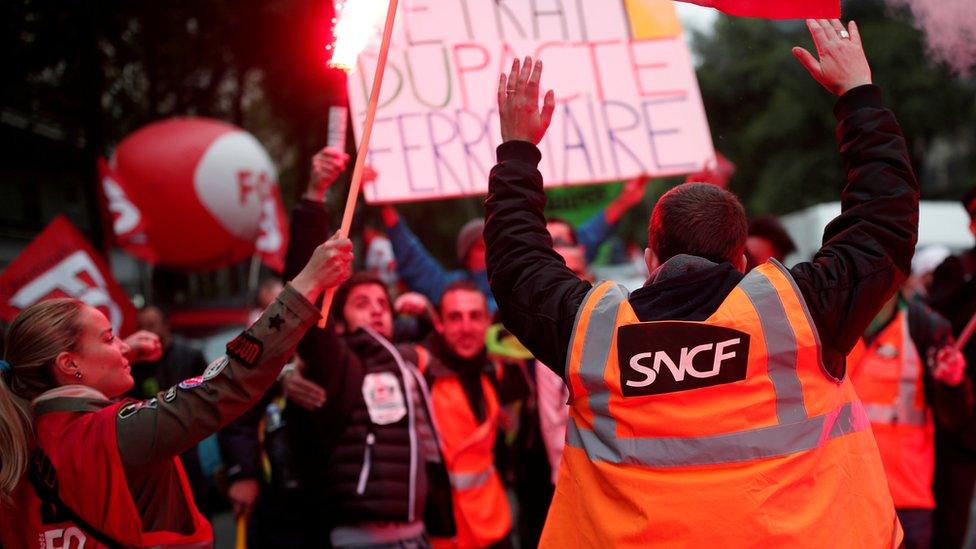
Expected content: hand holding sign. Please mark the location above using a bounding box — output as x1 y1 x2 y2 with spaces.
291 233 354 303
793 19 872 96
498 57 556 145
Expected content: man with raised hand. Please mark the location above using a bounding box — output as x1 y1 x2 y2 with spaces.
485 19 918 547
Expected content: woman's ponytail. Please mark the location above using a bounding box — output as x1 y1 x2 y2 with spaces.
0 366 30 502
0 298 86 501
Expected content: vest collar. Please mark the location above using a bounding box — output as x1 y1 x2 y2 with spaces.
32 384 112 416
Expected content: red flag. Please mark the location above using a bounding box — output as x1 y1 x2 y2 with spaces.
253 171 289 274
0 216 138 336
674 0 838 19
98 157 157 263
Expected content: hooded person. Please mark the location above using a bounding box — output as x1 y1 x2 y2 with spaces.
485 19 916 547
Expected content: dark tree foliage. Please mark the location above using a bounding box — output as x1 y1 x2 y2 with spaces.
693 0 976 216
2 0 974 276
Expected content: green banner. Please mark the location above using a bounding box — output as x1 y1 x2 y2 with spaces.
544 182 623 226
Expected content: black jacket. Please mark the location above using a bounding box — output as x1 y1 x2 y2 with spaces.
928 248 976 453
280 200 455 534
484 84 919 381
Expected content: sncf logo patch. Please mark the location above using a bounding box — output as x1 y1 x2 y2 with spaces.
227 332 263 368
617 322 750 397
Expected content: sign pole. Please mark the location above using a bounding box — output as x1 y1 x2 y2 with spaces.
318 0 399 327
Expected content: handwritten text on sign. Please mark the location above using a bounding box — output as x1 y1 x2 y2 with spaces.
350 0 715 203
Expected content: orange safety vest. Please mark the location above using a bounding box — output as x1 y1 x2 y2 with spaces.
541 261 902 548
849 309 935 510
418 348 512 548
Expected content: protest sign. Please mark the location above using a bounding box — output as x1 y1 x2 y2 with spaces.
349 0 715 203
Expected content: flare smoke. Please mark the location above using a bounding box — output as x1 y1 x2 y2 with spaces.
885 0 976 76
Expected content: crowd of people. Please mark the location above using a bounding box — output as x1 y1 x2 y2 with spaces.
1 17 975 549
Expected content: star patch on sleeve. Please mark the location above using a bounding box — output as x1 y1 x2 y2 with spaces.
268 314 285 331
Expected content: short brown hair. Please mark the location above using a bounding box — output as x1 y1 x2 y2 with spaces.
648 183 748 265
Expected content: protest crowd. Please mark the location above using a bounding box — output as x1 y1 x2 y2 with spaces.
1 2 976 549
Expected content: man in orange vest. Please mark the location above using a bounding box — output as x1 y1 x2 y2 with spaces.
418 280 514 548
485 19 916 547
849 291 972 549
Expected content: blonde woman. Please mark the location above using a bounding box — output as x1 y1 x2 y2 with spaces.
0 235 352 548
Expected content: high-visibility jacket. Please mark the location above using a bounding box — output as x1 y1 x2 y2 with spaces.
849 309 935 510
540 261 902 548
418 348 512 548
0 399 211 548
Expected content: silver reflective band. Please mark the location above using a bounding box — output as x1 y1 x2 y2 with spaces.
896 317 927 426
450 465 494 490
738 268 808 423
569 282 629 448
567 400 870 467
861 316 929 428
863 402 928 427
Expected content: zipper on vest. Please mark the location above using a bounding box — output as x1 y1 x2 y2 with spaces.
356 432 376 495
363 326 418 522
409 365 445 455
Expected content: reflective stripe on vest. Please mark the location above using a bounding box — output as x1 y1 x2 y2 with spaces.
567 399 869 467
567 264 870 468
449 464 496 490
858 314 928 427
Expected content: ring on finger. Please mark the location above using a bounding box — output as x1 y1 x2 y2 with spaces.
839 30 850 39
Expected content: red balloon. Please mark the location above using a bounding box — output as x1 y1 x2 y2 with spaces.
101 117 285 271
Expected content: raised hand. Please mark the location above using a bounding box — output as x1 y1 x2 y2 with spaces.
792 19 872 96
281 358 327 410
290 233 354 302
498 56 556 145
305 147 351 202
932 345 967 387
394 292 433 318
123 330 163 363
227 478 260 520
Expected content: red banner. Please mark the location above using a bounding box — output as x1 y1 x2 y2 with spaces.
674 0 839 19
0 216 138 336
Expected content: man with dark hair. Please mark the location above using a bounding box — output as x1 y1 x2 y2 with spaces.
412 279 514 548
223 148 453 547
646 182 749 268
544 174 650 262
746 215 798 270
280 147 455 548
545 217 579 248
485 19 917 546
926 186 976 548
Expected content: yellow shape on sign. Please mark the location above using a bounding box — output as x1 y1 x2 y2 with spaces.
625 0 683 39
